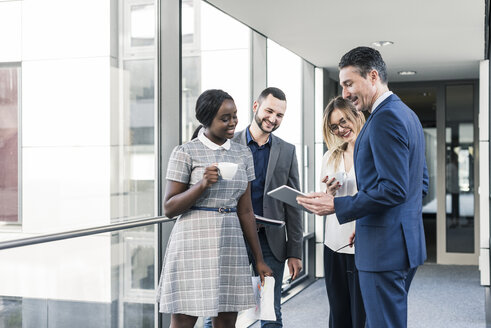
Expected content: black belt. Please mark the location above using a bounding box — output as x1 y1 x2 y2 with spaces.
190 206 237 213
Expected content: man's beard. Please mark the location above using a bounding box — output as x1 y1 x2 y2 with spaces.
254 112 278 133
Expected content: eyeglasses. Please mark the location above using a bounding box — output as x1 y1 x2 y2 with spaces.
329 118 349 134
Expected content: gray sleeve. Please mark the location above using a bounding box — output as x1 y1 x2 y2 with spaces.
244 147 256 182
285 145 304 259
165 145 191 184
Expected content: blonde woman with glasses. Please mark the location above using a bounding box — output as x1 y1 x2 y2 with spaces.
321 96 366 328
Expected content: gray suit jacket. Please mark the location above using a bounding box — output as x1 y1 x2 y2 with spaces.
234 127 303 262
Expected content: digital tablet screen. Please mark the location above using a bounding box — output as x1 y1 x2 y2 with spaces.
266 185 312 213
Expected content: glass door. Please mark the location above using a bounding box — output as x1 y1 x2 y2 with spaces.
438 83 479 264
392 86 438 262
393 81 479 265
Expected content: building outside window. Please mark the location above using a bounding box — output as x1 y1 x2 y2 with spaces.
0 0 158 326
0 65 20 224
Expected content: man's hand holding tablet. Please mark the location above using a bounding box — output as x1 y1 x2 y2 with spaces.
266 185 312 213
296 191 335 216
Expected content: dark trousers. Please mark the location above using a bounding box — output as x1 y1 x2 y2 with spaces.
252 229 285 328
324 245 366 328
358 267 417 328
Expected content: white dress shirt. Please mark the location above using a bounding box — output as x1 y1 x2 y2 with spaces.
371 91 393 113
320 149 357 254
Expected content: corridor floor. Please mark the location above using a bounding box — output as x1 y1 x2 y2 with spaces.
249 263 486 328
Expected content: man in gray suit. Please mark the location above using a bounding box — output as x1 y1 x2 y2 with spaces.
203 87 303 328
238 87 303 327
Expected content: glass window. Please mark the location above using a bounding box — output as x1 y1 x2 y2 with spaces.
181 0 199 47
111 58 156 222
445 84 474 253
267 39 304 285
113 1 158 325
0 0 157 235
0 65 20 224
266 39 303 186
124 0 156 56
0 0 158 326
0 226 158 328
181 0 251 142
112 0 156 224
266 40 303 142
130 5 154 47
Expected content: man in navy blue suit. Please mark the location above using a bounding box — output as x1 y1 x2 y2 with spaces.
298 46 428 328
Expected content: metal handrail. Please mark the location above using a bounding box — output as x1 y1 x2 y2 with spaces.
0 216 175 250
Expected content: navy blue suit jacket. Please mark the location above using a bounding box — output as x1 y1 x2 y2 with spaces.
334 94 429 272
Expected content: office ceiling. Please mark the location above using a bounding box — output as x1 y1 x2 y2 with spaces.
207 0 486 82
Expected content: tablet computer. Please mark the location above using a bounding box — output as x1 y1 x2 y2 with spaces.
266 185 312 213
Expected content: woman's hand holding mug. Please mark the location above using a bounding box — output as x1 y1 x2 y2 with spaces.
201 164 220 188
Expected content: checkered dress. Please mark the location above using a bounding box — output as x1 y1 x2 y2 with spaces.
156 138 256 316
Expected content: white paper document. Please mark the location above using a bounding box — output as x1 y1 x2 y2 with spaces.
242 276 276 321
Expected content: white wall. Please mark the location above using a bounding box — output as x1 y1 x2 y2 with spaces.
479 60 490 286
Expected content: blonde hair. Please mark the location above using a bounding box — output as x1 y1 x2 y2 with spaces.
322 96 365 170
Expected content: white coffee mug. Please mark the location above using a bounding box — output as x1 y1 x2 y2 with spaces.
332 171 348 186
217 162 238 180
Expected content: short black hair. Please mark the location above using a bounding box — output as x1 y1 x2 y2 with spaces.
195 89 234 128
257 87 286 104
338 46 388 84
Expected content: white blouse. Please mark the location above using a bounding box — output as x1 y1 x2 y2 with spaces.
320 149 357 254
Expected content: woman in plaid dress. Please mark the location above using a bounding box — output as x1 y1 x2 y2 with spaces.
157 89 272 328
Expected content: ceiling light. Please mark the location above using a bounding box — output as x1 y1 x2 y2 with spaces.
398 71 417 76
371 41 394 47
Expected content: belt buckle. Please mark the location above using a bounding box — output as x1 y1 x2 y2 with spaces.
218 207 226 213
